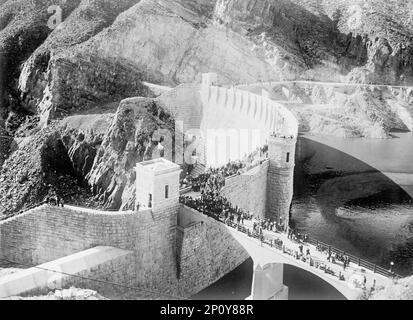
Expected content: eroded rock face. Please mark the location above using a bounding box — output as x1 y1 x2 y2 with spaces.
21 51 152 125
0 95 178 217
78 0 275 85
320 0 413 85
60 113 114 179
0 0 81 115
18 0 146 123
214 0 276 28
347 39 413 85
86 97 176 210
280 84 411 138
0 113 114 218
0 127 74 218
214 0 370 81
0 121 11 165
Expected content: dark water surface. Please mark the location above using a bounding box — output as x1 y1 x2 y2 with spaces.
292 133 413 276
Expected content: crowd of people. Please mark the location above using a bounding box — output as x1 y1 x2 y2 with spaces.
180 191 288 251
287 228 309 243
180 188 291 238
180 190 251 224
179 145 269 192
252 216 288 235
315 245 353 271
180 161 246 192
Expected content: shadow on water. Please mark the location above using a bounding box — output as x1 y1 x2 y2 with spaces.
191 258 254 300
191 259 346 300
293 135 413 276
294 136 413 204
284 265 346 300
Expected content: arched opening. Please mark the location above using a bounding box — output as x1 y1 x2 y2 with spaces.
191 259 346 300
283 264 346 300
191 258 254 300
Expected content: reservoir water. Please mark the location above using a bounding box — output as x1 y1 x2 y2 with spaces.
292 132 413 277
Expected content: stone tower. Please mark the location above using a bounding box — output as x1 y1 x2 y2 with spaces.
135 158 181 212
266 133 297 227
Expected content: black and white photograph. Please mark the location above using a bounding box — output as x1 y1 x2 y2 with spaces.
0 0 412 305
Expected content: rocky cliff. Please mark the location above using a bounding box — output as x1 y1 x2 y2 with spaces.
280 83 413 138
0 96 177 216
85 97 176 210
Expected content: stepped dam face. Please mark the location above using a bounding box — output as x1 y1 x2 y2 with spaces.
158 74 298 168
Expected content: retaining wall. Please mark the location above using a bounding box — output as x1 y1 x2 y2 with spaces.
220 161 269 218
177 206 250 296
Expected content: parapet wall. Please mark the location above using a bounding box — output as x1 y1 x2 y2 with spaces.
0 205 137 266
220 161 269 218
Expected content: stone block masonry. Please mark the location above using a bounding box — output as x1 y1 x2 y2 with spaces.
221 161 269 218
0 203 251 299
0 204 179 298
267 166 294 223
267 135 297 225
217 136 297 224
176 206 250 297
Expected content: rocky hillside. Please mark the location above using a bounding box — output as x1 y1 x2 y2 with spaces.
0 0 412 217
0 96 176 216
276 83 413 138
319 0 413 85
3 0 413 123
